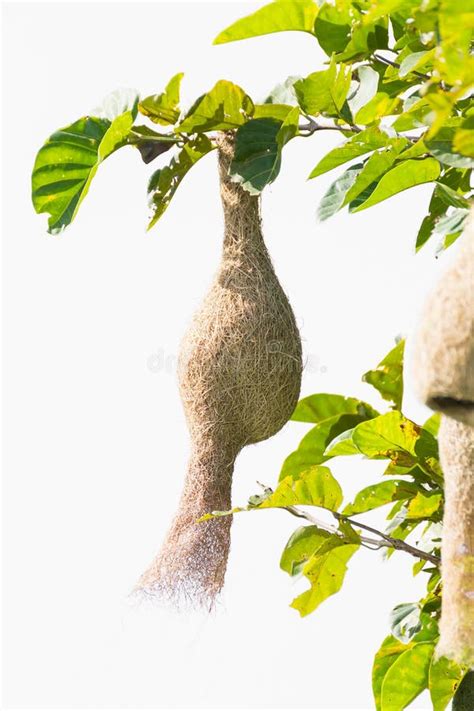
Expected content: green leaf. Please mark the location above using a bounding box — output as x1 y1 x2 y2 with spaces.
317 163 364 220
433 208 470 251
336 16 389 61
324 428 360 456
313 2 351 54
351 158 441 212
434 181 471 209
362 340 405 410
309 127 389 178
177 80 254 133
280 525 331 576
342 411 442 484
452 671 474 710
429 656 468 711
381 642 436 710
295 58 351 117
138 73 184 125
351 411 418 458
253 103 294 120
343 140 408 206
261 465 343 511
32 109 134 234
348 66 380 118
354 92 401 124
229 107 299 194
214 0 319 44
291 393 378 423
423 413 441 437
290 538 359 616
390 602 422 644
406 491 443 519
454 127 474 158
280 411 377 479
426 127 474 169
343 480 419 516
372 636 410 711
415 170 470 251
148 135 215 228
399 49 436 77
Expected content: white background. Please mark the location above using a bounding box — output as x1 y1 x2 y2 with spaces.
3 2 459 709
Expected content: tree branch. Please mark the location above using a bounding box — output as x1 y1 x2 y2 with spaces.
298 118 362 136
281 503 440 565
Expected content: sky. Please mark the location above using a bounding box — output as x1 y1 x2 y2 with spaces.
3 2 460 709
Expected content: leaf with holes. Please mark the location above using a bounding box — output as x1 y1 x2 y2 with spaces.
148 135 215 228
139 73 184 126
177 80 254 133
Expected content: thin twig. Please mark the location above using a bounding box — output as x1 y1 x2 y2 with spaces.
373 52 430 81
298 118 420 144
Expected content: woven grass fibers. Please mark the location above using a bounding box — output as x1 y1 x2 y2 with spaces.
437 417 474 667
137 132 302 609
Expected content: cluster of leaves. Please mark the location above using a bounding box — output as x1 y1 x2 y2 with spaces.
32 0 473 248
202 340 471 709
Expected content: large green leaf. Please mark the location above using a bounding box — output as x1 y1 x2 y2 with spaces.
354 92 401 124
429 656 468 711
199 466 343 527
147 135 215 228
342 140 408 206
406 491 443 520
214 0 319 44
309 127 389 178
351 412 423 458
261 465 343 511
177 80 254 133
295 58 351 117
351 158 441 212
343 480 419 516
317 163 364 220
229 108 299 194
329 411 443 483
280 411 376 479
313 2 351 54
291 393 378 423
362 340 405 410
138 72 184 126
280 524 331 576
336 15 389 61
381 642 436 710
290 537 359 616
372 636 410 711
32 106 136 234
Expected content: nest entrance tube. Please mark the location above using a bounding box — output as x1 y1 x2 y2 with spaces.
412 207 474 666
137 132 302 609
